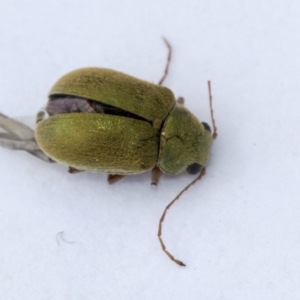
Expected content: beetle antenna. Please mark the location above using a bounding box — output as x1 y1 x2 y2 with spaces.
208 81 217 139
158 167 206 266
158 37 172 85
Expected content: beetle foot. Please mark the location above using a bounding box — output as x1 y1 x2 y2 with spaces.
68 167 84 174
151 166 162 186
107 174 125 184
176 97 184 105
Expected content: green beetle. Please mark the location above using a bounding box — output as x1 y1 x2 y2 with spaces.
0 41 215 186
0 40 217 267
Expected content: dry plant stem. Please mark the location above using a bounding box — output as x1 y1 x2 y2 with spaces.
158 167 206 266
208 81 218 139
158 37 172 85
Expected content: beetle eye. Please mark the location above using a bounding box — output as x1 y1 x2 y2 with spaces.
186 163 202 175
202 122 211 133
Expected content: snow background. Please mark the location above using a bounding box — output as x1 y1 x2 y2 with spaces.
1 0 300 299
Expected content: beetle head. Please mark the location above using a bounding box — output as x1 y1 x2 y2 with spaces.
158 104 213 174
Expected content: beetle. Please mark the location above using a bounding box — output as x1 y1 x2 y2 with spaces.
0 39 216 186
0 39 217 266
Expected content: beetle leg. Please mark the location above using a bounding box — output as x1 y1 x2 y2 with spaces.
151 166 162 186
68 167 84 174
176 97 184 105
107 174 125 184
0 113 53 163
